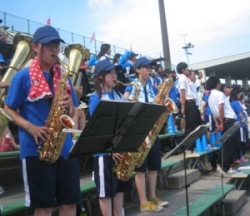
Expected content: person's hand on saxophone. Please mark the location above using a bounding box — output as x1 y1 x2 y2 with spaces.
60 94 75 117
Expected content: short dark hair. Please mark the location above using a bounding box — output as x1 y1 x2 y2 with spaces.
206 76 220 90
176 62 188 74
229 87 240 102
155 64 163 71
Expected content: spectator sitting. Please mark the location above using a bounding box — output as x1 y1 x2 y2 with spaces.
0 127 19 152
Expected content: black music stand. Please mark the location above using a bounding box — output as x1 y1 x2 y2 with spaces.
69 100 166 216
211 121 240 216
163 123 210 216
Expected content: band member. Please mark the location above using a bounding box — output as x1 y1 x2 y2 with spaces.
113 53 128 94
230 87 248 163
124 57 167 213
89 59 132 216
125 52 137 75
176 62 201 150
4 26 80 216
152 64 165 89
206 76 238 173
202 89 216 139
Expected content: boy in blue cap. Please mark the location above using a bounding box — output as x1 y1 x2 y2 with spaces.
4 26 80 216
89 59 132 216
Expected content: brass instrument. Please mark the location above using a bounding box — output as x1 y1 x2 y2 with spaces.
135 78 178 168
114 80 140 102
0 28 32 142
0 28 33 102
64 44 90 86
38 44 87 163
113 80 151 181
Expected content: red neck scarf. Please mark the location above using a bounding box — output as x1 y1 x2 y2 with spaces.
28 56 70 102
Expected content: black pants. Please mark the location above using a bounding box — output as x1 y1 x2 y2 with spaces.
184 100 201 150
218 118 240 172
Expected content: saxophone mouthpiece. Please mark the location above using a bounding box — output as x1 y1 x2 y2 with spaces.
114 80 119 86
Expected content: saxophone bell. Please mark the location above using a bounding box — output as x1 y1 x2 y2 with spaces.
165 98 179 114
60 114 75 129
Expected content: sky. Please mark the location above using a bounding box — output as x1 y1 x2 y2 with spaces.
1 0 250 67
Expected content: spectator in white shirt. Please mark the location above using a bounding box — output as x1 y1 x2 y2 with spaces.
97 44 111 61
176 62 201 150
188 70 200 106
206 76 239 174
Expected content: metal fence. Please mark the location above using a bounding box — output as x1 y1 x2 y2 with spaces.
0 11 178 70
0 11 151 58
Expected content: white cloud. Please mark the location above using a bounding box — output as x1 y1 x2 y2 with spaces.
87 0 250 63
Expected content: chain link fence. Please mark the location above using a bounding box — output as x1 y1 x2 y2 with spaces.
0 11 177 70
0 11 147 58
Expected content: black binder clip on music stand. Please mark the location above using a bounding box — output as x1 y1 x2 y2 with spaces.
210 121 240 216
163 123 210 216
69 100 166 216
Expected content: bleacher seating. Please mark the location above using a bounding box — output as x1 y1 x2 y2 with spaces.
172 184 235 216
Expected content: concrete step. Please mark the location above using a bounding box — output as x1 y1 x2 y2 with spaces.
221 190 247 216
166 169 200 189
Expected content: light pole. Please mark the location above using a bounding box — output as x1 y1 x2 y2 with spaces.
182 42 194 65
158 0 171 69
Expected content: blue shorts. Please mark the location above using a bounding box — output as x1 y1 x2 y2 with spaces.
135 137 162 172
22 157 81 208
204 115 215 132
94 155 133 198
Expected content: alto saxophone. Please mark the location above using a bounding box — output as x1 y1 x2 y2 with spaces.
113 80 151 181
135 78 178 168
0 28 32 142
38 44 87 163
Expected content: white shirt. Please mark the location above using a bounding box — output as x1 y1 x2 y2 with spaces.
176 74 194 100
189 80 200 106
195 78 201 88
99 54 110 61
208 89 236 119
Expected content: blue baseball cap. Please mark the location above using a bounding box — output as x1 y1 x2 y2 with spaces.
94 59 122 76
134 57 152 69
33 26 65 44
